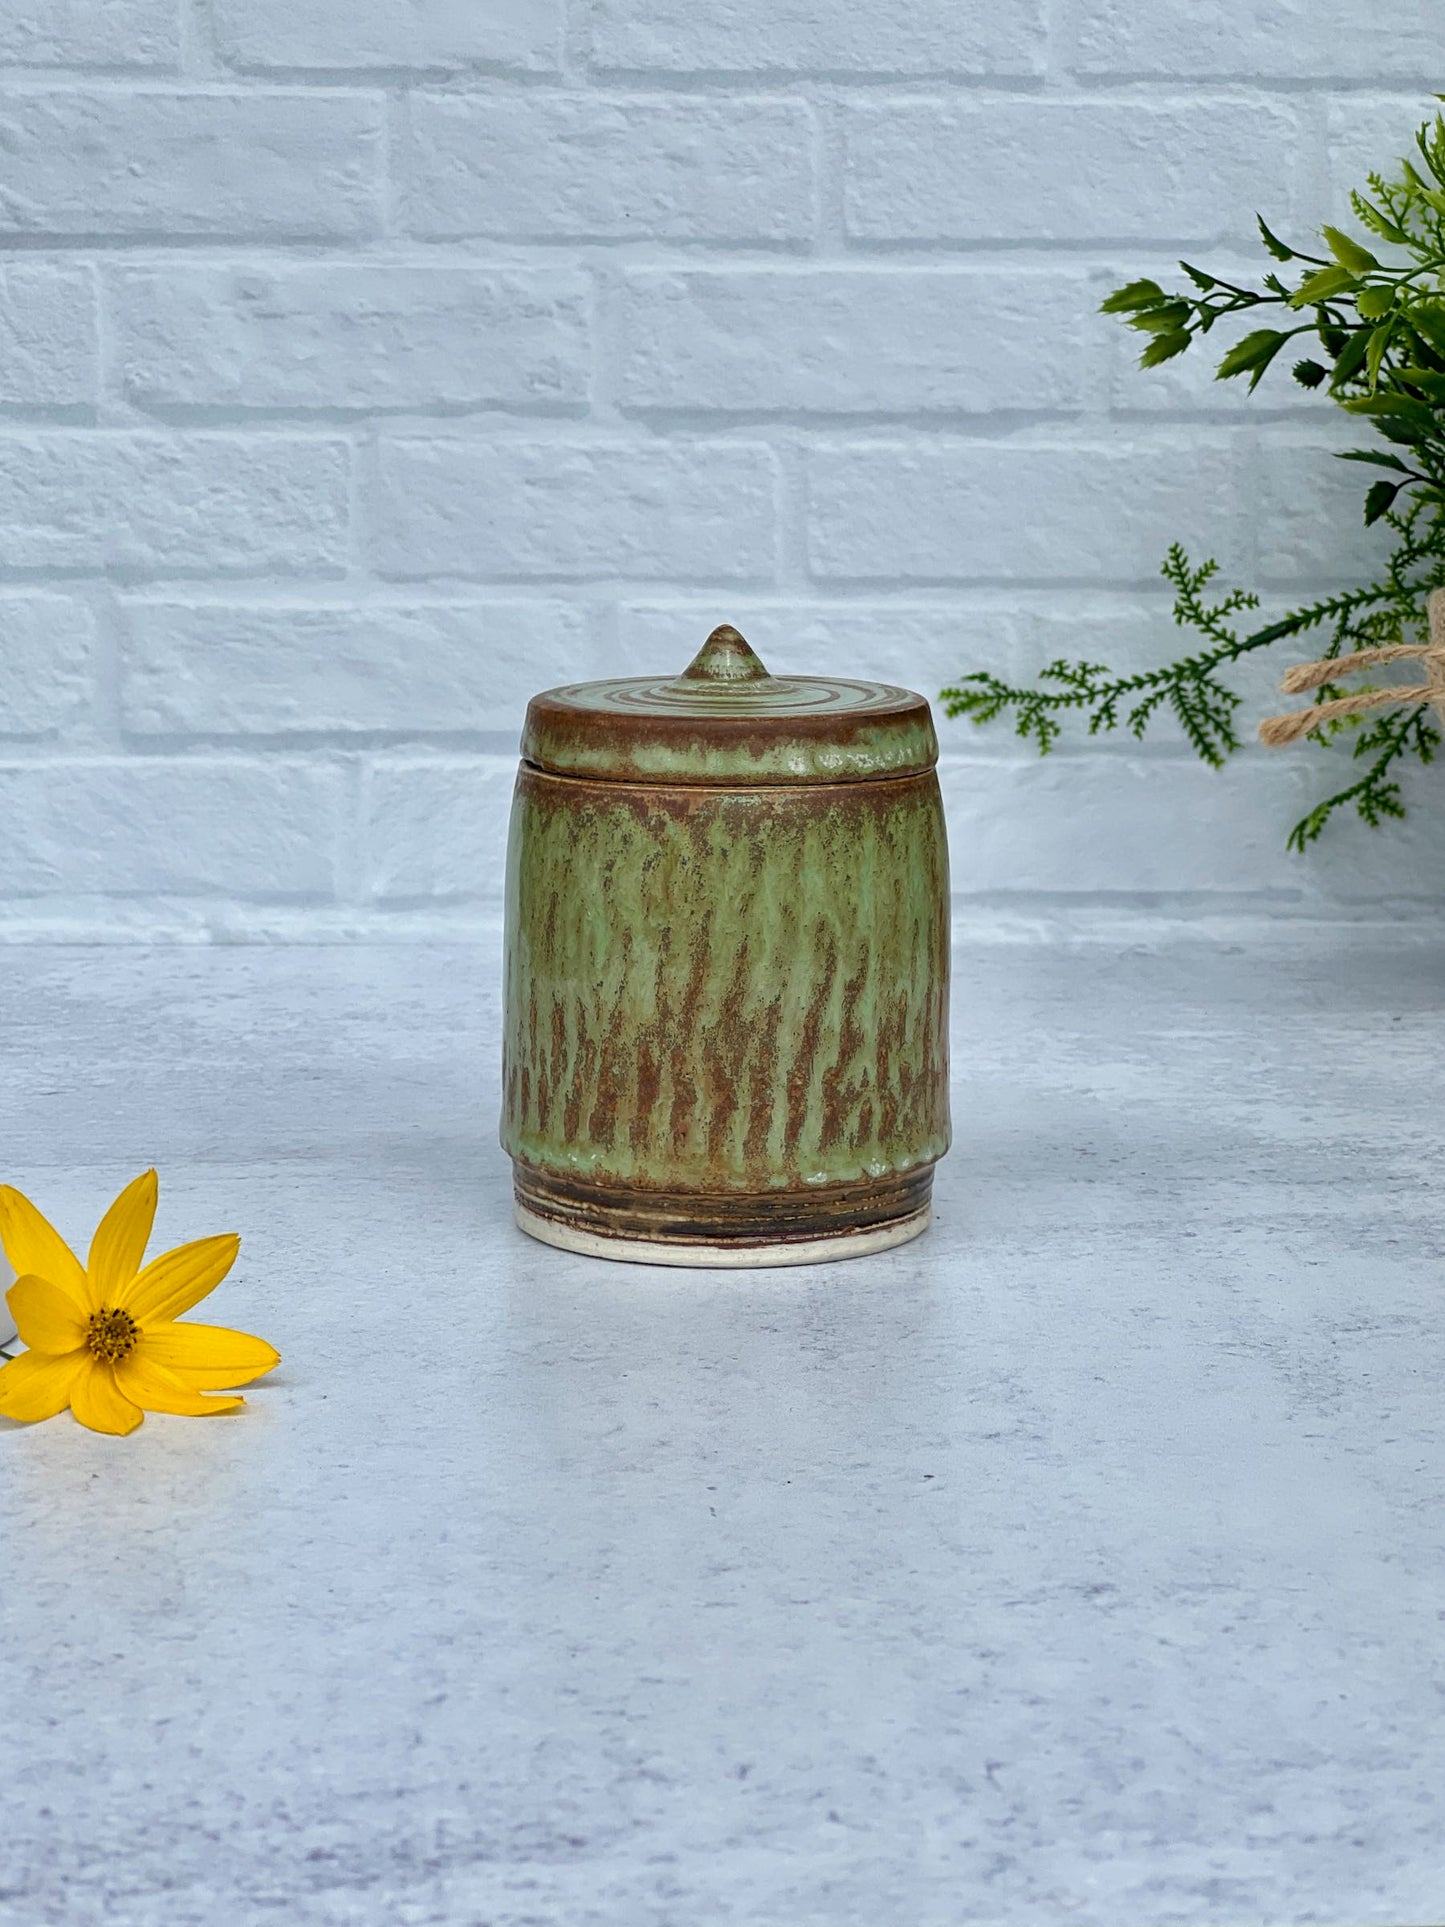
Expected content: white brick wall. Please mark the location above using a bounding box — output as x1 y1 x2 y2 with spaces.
0 1 1436 937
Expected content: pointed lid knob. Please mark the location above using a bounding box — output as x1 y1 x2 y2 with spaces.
520 623 937 784
679 624 771 684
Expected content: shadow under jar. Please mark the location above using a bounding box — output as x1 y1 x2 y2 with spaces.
500 625 950 1268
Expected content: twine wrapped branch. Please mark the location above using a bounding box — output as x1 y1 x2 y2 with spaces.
1260 589 1445 746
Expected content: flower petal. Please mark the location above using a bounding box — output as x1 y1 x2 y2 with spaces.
140 1320 280 1390
0 1186 89 1310
120 1234 240 1324
68 1360 143 1436
87 1170 158 1303
8 1273 87 1354
115 1356 244 1418
0 1348 84 1423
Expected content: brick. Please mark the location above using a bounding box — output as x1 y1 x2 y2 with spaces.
1253 433 1395 586
939 751 1319 897
0 264 97 409
0 433 351 575
806 439 1248 583
0 760 343 897
363 756 518 902
0 594 94 736
618 268 1086 415
216 0 559 71
0 91 381 240
0 0 178 67
590 0 1043 76
115 266 590 415
119 599 598 735
372 438 777 581
1070 0 1442 79
403 92 813 242
621 599 981 691
941 744 1445 903
843 99 1305 246
1326 95 1442 218
620 594 1253 706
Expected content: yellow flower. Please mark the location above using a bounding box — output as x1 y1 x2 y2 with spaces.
0 1171 279 1437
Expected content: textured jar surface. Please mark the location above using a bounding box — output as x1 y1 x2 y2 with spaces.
501 766 950 1196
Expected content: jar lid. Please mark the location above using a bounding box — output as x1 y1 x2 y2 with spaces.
521 625 938 784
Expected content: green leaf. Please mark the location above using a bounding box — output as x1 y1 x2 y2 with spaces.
1407 303 1445 355
1403 162 1445 215
1375 417 1432 448
1329 327 1374 386
1291 265 1360 306
1343 399 1434 444
1395 365 1445 403
1341 402 1431 445
1356 283 1396 318
1139 328 1192 368
1416 124 1445 188
1180 261 1216 291
1346 390 1421 413
1291 358 1328 387
1334 448 1412 472
1127 301 1192 333
1364 318 1395 388
1257 214 1295 260
1322 225 1381 272
1100 278 1166 314
1353 196 1411 247
1215 328 1288 381
1363 479 1402 523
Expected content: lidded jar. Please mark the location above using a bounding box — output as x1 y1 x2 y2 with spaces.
501 625 950 1267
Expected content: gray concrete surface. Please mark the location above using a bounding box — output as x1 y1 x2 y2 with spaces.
1 937 1442 1926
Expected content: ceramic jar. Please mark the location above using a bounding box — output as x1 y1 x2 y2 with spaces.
500 625 950 1267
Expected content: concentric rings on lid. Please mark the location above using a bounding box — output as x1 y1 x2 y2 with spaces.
520 626 938 785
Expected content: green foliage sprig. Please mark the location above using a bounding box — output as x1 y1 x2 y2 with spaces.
944 109 1445 848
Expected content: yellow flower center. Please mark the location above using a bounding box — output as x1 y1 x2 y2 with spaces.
86 1307 139 1363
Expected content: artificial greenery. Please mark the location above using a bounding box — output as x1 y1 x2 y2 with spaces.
943 109 1445 849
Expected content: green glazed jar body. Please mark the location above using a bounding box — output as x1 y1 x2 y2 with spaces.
501 762 950 1258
